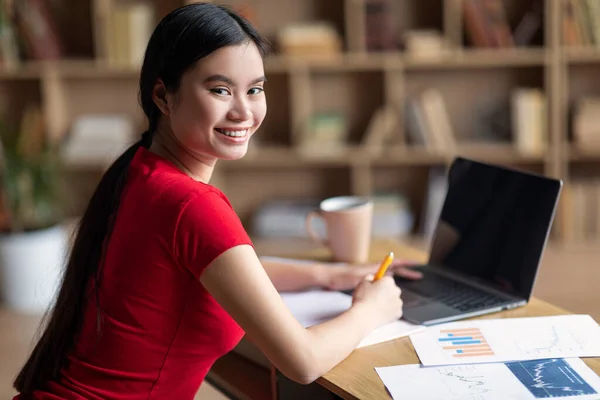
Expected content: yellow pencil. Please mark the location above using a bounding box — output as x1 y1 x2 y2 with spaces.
374 252 394 281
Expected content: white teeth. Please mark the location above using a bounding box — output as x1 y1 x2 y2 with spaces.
218 129 248 137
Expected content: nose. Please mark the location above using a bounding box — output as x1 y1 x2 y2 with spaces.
227 96 252 122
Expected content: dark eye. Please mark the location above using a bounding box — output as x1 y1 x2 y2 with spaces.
248 87 264 95
211 88 230 96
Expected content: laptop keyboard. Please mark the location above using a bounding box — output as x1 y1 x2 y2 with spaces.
396 273 508 312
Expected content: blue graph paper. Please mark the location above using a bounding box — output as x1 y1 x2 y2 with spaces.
506 359 596 398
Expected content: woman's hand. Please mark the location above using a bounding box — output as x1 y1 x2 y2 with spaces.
322 259 423 291
351 275 404 325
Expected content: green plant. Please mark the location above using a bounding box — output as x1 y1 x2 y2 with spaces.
0 105 64 232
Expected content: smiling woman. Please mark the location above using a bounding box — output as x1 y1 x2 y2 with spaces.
11 3 417 400
150 44 268 180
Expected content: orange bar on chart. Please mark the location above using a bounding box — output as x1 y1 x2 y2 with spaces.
453 351 495 358
440 328 482 334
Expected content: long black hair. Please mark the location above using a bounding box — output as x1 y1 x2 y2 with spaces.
14 3 270 393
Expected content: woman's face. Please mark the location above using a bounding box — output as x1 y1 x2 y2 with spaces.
165 42 267 162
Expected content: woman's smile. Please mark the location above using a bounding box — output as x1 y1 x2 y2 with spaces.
215 127 252 142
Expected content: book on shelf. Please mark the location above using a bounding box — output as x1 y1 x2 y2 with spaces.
561 180 600 243
511 88 546 155
296 112 348 156
513 1 543 47
95 1 154 68
276 22 342 58
0 0 63 64
404 100 431 149
61 114 135 165
463 0 542 48
562 0 600 47
403 30 449 59
420 88 457 153
364 0 397 51
361 105 399 154
463 0 514 48
573 97 600 151
405 88 456 154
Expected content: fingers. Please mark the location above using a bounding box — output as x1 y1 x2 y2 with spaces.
389 259 423 280
391 259 422 267
395 268 423 280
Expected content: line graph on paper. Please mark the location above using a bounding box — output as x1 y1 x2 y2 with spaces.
435 365 491 399
510 325 589 358
505 359 597 398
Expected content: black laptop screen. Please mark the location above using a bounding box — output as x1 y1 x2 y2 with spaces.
428 157 562 299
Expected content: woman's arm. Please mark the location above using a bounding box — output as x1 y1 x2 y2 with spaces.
259 257 328 292
261 256 423 293
200 245 403 384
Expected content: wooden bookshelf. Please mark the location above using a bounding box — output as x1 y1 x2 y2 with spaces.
2 0 600 244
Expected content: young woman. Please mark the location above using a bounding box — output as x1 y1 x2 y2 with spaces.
13 3 420 399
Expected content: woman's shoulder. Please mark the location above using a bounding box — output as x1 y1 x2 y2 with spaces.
128 147 225 201
116 148 235 236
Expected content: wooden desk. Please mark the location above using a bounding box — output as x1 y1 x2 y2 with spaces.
318 297 600 400
208 239 600 400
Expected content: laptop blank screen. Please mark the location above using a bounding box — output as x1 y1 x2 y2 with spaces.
428 157 562 299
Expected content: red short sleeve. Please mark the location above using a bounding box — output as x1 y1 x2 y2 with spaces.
174 190 253 279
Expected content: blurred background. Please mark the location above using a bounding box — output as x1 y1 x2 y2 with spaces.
1 0 600 398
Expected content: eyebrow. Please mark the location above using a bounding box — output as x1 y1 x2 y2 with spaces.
204 74 267 86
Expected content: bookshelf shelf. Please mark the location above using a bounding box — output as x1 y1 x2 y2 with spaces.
454 143 547 164
568 147 600 162
403 49 549 69
64 143 549 170
0 48 555 82
0 63 43 80
375 146 447 166
0 0 592 242
565 48 600 64
224 147 362 167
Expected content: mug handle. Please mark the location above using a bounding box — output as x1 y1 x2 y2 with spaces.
305 210 328 247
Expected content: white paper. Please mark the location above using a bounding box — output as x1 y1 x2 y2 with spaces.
376 358 600 400
280 290 424 348
409 315 600 366
263 256 424 348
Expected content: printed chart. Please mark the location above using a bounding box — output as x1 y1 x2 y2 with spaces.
375 358 600 400
410 315 600 366
506 359 596 398
438 327 494 358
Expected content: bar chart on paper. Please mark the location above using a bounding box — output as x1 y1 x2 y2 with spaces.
438 327 495 358
410 315 600 366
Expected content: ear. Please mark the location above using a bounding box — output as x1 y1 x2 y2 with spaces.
152 79 172 116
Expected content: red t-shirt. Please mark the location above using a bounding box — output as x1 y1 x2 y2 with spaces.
19 147 252 399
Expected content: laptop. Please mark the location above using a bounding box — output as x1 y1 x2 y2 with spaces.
396 156 562 326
